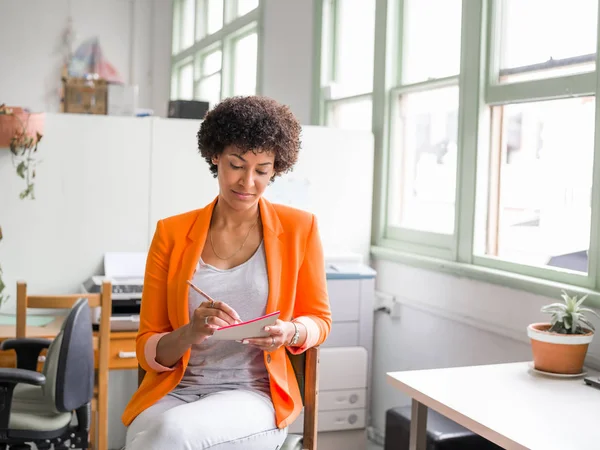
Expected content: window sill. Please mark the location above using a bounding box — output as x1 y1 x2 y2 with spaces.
371 245 600 308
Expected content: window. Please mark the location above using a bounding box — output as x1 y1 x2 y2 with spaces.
195 48 222 107
236 0 259 18
473 0 599 285
171 0 261 106
316 0 376 129
497 0 597 83
475 97 595 275
387 0 462 236
388 86 459 234
232 32 258 96
369 0 600 298
327 97 373 131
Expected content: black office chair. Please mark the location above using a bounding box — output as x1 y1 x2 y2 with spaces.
0 298 94 449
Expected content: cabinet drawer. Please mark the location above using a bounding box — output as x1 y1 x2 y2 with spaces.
322 322 359 348
319 408 365 431
320 388 366 411
289 408 366 433
319 347 367 391
327 279 360 322
104 336 138 369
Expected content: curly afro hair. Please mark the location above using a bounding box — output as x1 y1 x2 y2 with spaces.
197 96 301 179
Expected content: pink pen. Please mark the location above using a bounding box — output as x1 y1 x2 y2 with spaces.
186 280 242 323
186 280 216 303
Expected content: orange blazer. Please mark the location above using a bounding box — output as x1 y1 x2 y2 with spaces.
121 197 332 428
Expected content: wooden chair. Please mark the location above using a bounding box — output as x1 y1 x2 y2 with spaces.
137 346 320 450
16 280 112 450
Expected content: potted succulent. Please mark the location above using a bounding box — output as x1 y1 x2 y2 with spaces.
528 291 600 374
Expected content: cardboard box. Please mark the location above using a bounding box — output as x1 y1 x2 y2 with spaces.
62 77 108 115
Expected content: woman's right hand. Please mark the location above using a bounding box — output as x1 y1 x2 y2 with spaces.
185 300 242 344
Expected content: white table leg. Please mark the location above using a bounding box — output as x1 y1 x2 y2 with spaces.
409 398 428 450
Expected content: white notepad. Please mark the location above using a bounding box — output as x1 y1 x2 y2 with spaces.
211 311 280 341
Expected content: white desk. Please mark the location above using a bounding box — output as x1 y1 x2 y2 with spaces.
387 362 600 450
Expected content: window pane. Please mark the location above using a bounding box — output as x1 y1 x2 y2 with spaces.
498 0 597 83
172 0 181 54
171 72 178 100
327 98 372 131
388 87 459 234
202 50 222 76
179 63 194 100
232 33 258 96
181 0 195 49
197 72 221 107
334 0 376 96
475 97 595 273
207 0 224 35
402 0 462 84
237 0 259 16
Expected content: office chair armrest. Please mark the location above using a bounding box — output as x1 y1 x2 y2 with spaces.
0 368 46 430
0 338 52 371
0 368 46 387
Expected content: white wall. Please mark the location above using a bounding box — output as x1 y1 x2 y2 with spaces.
369 259 600 439
0 0 172 115
0 114 373 303
261 0 315 124
0 0 315 122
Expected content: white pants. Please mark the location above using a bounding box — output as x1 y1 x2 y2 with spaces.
125 389 288 450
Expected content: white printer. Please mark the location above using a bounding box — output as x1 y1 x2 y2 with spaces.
82 252 146 331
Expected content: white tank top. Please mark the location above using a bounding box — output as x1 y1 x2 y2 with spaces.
173 241 271 398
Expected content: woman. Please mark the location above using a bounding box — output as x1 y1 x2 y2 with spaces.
122 96 332 449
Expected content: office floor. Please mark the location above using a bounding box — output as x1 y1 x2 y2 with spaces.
367 440 383 450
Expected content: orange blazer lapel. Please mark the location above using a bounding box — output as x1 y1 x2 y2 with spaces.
174 198 217 328
259 198 284 315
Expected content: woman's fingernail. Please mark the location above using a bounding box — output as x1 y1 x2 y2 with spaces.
241 340 249 344
264 327 270 331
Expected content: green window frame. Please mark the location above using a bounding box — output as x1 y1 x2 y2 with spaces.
364 0 600 306
313 0 376 129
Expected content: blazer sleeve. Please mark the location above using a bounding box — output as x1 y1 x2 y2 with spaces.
136 219 174 372
290 215 332 351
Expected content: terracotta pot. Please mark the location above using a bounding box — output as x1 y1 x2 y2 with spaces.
0 107 45 149
527 323 593 374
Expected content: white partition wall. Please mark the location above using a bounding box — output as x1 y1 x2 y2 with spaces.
0 114 152 298
148 117 218 239
264 125 374 260
0 113 374 303
0 113 374 448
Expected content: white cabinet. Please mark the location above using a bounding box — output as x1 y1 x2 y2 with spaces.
290 263 376 450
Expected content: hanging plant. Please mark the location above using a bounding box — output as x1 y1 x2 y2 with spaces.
0 104 45 308
0 226 6 308
0 104 44 199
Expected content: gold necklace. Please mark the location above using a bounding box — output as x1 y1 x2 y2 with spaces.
209 215 259 260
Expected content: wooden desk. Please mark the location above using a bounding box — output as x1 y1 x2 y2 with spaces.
387 362 600 450
0 317 138 370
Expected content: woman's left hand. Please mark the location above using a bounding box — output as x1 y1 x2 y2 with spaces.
241 319 294 351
